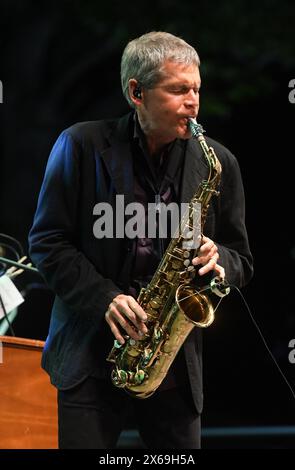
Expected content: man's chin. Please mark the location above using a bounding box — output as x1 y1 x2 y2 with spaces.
177 128 191 140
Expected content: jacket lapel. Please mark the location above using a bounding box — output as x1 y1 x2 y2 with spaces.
100 113 134 211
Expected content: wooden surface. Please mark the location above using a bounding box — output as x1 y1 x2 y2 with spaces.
0 336 58 449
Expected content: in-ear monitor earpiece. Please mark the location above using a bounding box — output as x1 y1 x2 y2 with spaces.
133 86 142 99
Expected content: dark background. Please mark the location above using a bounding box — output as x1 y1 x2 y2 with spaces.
0 0 294 447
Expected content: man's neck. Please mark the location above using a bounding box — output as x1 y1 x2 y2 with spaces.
137 113 173 158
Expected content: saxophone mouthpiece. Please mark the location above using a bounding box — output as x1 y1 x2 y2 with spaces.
188 118 205 138
187 117 197 130
188 116 197 123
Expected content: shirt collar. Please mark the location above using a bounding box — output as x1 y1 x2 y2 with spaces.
132 112 185 196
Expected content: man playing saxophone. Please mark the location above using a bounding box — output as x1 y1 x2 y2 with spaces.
29 31 253 449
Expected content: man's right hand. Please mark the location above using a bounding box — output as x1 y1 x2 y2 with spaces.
105 294 148 345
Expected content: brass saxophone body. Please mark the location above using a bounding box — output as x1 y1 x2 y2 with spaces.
107 118 230 398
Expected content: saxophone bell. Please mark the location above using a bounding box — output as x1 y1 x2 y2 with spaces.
176 283 215 328
176 276 230 328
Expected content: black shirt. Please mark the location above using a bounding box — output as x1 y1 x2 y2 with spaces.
129 113 185 291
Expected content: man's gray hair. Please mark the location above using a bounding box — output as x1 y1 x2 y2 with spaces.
121 31 200 108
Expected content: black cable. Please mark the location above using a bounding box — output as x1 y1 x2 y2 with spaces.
228 284 295 402
0 233 24 258
0 242 21 260
0 243 22 275
0 233 25 276
0 292 15 337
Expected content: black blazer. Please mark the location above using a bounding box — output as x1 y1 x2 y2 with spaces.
29 113 253 413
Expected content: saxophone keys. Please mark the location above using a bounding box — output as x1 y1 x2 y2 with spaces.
146 308 158 320
166 271 175 282
172 260 182 270
188 265 196 279
111 368 128 387
141 350 152 367
134 370 145 384
153 326 163 341
148 297 161 309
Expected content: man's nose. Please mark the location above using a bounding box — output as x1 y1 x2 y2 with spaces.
184 90 199 109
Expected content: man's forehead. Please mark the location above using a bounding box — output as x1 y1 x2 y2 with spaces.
159 61 201 84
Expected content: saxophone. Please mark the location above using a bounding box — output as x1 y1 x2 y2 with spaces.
107 118 230 398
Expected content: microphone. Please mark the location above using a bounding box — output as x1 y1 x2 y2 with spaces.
210 276 231 298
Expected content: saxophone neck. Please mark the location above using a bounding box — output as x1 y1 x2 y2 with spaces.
188 117 221 189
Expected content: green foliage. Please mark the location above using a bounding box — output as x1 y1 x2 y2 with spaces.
70 0 294 119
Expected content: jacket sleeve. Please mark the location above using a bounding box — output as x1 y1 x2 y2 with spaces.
28 130 122 322
215 154 253 288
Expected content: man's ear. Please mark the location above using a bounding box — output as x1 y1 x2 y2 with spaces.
129 79 142 105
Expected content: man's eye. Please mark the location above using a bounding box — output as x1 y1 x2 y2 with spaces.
170 88 199 95
189 88 200 94
170 88 187 94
